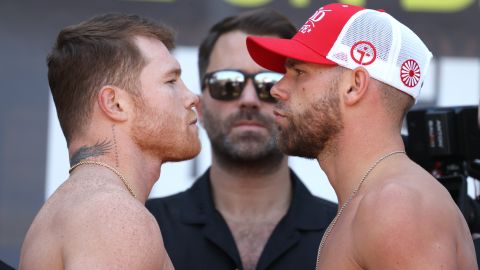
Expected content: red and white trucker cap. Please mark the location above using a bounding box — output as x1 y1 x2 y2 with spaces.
246 3 433 100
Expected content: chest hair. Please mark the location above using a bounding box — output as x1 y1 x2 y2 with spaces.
226 218 281 270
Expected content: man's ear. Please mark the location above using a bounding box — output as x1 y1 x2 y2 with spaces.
97 86 129 122
343 67 370 106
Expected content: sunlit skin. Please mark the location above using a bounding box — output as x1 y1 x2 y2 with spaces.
271 59 343 159
19 36 200 270
131 36 200 163
270 58 477 270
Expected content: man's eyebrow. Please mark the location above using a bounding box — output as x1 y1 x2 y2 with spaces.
285 58 301 69
165 67 182 77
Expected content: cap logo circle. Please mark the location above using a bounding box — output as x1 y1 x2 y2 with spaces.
400 59 421 88
350 41 376 65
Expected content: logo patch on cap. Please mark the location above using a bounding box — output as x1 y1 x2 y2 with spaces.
350 41 376 65
299 7 332 34
400 59 421 88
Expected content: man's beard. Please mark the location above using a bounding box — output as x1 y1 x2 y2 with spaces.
131 98 200 162
202 106 284 173
277 81 343 159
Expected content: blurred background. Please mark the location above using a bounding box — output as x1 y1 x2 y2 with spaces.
1 0 479 268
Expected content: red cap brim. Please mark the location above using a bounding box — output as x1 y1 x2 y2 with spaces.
246 36 336 73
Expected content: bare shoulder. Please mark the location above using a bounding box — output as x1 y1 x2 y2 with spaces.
63 190 173 269
21 175 174 270
352 171 476 269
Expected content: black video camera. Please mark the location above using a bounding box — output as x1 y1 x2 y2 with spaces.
405 105 480 233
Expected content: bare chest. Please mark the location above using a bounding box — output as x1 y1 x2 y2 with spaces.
227 219 279 270
316 238 359 270
316 211 361 270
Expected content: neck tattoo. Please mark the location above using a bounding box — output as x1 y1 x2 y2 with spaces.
315 150 405 268
69 160 136 198
111 125 119 168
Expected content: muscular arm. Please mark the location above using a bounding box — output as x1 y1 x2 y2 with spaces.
352 181 470 270
63 193 173 270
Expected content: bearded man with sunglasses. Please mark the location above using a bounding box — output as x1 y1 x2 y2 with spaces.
146 9 336 270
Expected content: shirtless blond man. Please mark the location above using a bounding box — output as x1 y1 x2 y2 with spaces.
247 3 477 269
19 13 200 269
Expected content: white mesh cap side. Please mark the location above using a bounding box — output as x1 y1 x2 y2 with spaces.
326 9 433 100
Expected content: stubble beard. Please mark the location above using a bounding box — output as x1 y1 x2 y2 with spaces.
202 107 284 173
277 81 343 159
131 98 200 162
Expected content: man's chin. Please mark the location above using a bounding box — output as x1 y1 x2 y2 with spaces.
164 142 201 163
280 145 317 159
278 134 318 159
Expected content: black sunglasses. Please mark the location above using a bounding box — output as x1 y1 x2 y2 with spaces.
202 69 283 103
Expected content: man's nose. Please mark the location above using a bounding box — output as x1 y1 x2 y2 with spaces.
238 78 261 108
270 77 288 101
